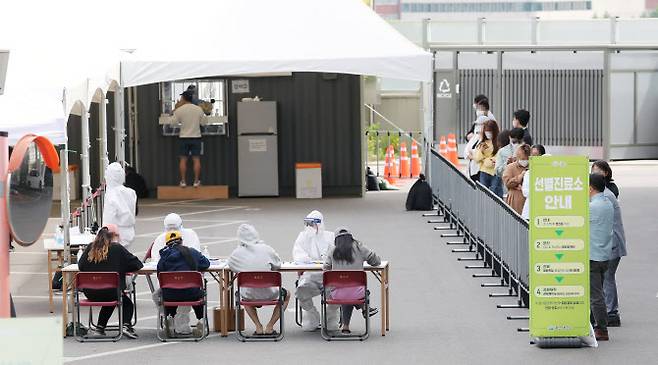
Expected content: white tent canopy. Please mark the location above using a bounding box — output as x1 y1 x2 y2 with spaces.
118 0 431 87
2 0 431 141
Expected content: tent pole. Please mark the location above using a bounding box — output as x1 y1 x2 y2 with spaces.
60 148 71 265
80 108 91 230
0 131 10 318
99 94 109 182
114 87 126 166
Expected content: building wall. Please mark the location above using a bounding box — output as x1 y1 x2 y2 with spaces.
373 93 422 132
130 73 363 197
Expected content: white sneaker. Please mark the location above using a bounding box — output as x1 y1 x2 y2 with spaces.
174 311 192 335
193 180 201 188
164 316 175 338
179 181 187 188
193 319 205 337
302 308 321 332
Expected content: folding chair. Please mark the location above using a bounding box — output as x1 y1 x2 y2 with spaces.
321 271 370 341
73 272 123 342
157 271 209 342
294 272 303 327
235 271 285 342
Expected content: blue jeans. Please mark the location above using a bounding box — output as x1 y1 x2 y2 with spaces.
479 172 503 198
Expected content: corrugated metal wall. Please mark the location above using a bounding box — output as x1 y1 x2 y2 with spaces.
460 69 603 146
130 73 362 197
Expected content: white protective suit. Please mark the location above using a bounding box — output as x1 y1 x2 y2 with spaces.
102 163 137 247
228 224 282 301
151 214 202 262
150 213 202 334
292 210 338 331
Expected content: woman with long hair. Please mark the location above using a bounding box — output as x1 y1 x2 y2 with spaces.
78 224 143 338
472 120 501 194
323 228 381 334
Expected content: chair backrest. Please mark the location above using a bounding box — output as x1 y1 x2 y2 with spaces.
323 270 367 289
76 272 120 290
143 241 155 262
158 271 203 290
237 271 281 289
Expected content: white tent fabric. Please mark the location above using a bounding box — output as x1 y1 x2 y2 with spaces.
119 0 431 87
2 0 431 141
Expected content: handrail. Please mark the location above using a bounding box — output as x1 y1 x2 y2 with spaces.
430 148 475 187
474 181 529 228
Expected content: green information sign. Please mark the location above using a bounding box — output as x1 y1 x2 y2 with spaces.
529 156 590 338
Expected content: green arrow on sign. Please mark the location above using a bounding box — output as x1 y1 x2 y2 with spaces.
555 229 564 236
555 276 564 283
555 253 564 261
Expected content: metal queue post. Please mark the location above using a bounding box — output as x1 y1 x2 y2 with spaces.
427 148 531 331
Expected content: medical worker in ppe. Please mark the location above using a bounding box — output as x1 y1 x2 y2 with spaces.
151 213 202 335
102 162 137 248
293 211 339 331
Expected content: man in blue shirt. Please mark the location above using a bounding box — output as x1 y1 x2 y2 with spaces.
588 173 614 341
592 164 627 327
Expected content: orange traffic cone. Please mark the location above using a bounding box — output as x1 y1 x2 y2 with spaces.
386 145 398 184
439 136 448 158
383 145 391 178
411 141 421 178
399 142 410 178
447 133 459 166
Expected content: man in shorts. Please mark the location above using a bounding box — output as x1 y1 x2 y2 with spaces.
173 90 207 187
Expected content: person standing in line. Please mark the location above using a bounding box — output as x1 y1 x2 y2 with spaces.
502 144 530 215
471 120 500 192
531 144 546 157
592 162 627 327
512 109 533 145
592 160 619 198
174 90 207 188
466 95 496 141
588 173 614 341
464 115 489 182
495 128 526 197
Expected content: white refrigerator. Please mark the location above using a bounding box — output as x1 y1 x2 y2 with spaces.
237 101 279 197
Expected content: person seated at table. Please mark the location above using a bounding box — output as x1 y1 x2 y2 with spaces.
292 210 338 331
323 228 381 334
78 224 143 339
151 213 201 262
150 213 202 334
157 231 210 338
228 224 290 336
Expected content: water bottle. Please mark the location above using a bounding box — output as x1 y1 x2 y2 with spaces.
55 225 64 247
202 246 210 258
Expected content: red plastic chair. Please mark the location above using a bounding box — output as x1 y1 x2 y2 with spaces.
74 272 123 342
235 271 285 342
157 271 208 342
321 271 370 341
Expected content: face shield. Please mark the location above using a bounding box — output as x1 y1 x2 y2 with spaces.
303 217 322 231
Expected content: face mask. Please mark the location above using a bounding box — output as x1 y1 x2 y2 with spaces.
485 131 493 140
476 110 485 117
518 160 529 168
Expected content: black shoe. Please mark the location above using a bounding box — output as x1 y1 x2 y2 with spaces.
122 324 138 339
607 316 621 327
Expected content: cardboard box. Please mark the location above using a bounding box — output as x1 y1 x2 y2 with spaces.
212 307 244 332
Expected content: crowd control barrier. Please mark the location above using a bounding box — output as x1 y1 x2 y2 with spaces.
429 148 529 309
